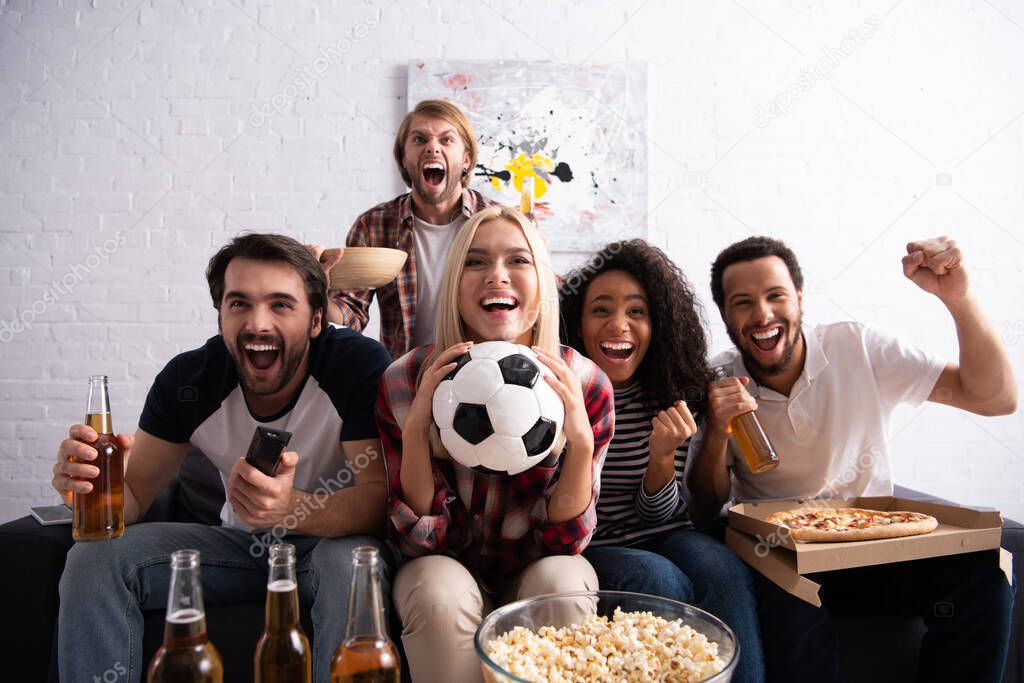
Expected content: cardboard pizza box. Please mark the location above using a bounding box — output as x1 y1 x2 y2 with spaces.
725 496 1010 606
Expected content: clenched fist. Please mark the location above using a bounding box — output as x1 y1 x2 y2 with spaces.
902 237 969 305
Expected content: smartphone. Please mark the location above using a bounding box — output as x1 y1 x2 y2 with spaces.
244 426 292 476
30 503 74 526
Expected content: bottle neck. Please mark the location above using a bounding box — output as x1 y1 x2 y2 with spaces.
266 546 301 629
345 549 386 641
86 376 113 433
164 550 208 642
520 177 534 216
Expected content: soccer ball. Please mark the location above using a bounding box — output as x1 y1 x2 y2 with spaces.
432 341 565 475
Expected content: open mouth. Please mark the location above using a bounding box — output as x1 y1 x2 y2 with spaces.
422 161 446 187
243 341 281 373
749 325 784 353
480 295 518 314
599 340 636 362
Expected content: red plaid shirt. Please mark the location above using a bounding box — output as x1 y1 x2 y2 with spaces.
376 344 614 593
330 189 497 359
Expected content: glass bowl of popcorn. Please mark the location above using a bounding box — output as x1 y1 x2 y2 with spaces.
475 590 738 682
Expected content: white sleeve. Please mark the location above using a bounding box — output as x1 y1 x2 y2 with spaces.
862 324 946 410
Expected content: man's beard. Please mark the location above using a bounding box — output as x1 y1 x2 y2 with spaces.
231 333 310 398
410 164 463 207
727 312 803 379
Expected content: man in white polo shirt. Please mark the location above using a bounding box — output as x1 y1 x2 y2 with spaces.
686 235 1016 682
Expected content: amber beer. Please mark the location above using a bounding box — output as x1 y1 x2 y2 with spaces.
714 367 780 474
330 546 400 683
148 550 223 683
519 176 535 219
255 544 311 683
72 375 125 541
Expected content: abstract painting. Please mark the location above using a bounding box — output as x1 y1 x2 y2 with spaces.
408 60 648 252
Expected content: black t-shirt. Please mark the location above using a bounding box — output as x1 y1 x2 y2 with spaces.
140 325 390 530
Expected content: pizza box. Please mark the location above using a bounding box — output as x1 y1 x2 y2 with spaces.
725 496 1010 607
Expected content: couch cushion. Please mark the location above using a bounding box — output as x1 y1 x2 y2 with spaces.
175 445 226 525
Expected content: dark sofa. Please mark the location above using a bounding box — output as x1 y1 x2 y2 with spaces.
1 449 1020 683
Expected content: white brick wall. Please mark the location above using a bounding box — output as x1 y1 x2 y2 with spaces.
1 0 1022 524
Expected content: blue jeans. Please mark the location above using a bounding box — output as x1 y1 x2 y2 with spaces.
57 522 394 683
585 529 765 683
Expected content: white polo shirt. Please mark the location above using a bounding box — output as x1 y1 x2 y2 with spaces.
687 322 945 502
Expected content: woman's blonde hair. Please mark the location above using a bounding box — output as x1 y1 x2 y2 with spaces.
419 205 564 458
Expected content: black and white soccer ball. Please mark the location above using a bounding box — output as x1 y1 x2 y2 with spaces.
431 341 565 475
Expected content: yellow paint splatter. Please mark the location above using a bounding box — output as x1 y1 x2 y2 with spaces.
492 153 555 199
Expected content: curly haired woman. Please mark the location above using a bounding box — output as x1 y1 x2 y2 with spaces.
560 239 765 683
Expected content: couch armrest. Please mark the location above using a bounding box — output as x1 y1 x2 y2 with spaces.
0 515 74 682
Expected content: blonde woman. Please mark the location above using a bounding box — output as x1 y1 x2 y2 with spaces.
377 206 614 683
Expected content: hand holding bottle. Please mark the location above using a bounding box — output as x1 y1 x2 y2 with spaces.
706 375 758 439
710 367 780 474
53 375 127 540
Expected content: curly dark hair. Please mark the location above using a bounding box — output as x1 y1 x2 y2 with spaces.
559 240 711 416
710 236 803 312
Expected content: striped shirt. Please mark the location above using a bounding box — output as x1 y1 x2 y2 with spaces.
591 382 692 546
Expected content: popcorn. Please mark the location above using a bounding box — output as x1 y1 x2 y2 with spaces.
484 607 726 682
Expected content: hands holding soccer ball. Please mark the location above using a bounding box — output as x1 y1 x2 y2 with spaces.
414 341 588 474
405 342 474 444
530 346 594 457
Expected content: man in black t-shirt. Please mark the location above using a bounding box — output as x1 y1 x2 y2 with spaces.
52 234 392 683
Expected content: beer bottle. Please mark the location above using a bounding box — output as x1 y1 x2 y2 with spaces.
519 175 535 220
330 546 400 683
713 367 780 474
72 374 125 541
147 549 224 683
255 543 311 683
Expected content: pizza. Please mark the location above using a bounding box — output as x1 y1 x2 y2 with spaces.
765 507 938 543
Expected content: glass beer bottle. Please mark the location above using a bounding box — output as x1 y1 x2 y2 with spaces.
330 546 400 683
72 374 125 541
255 543 311 683
714 367 780 474
519 175 535 220
147 549 224 683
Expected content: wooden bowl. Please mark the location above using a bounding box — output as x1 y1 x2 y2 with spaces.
324 247 407 290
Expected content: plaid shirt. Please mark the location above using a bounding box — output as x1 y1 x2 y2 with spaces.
330 189 496 360
377 344 614 593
